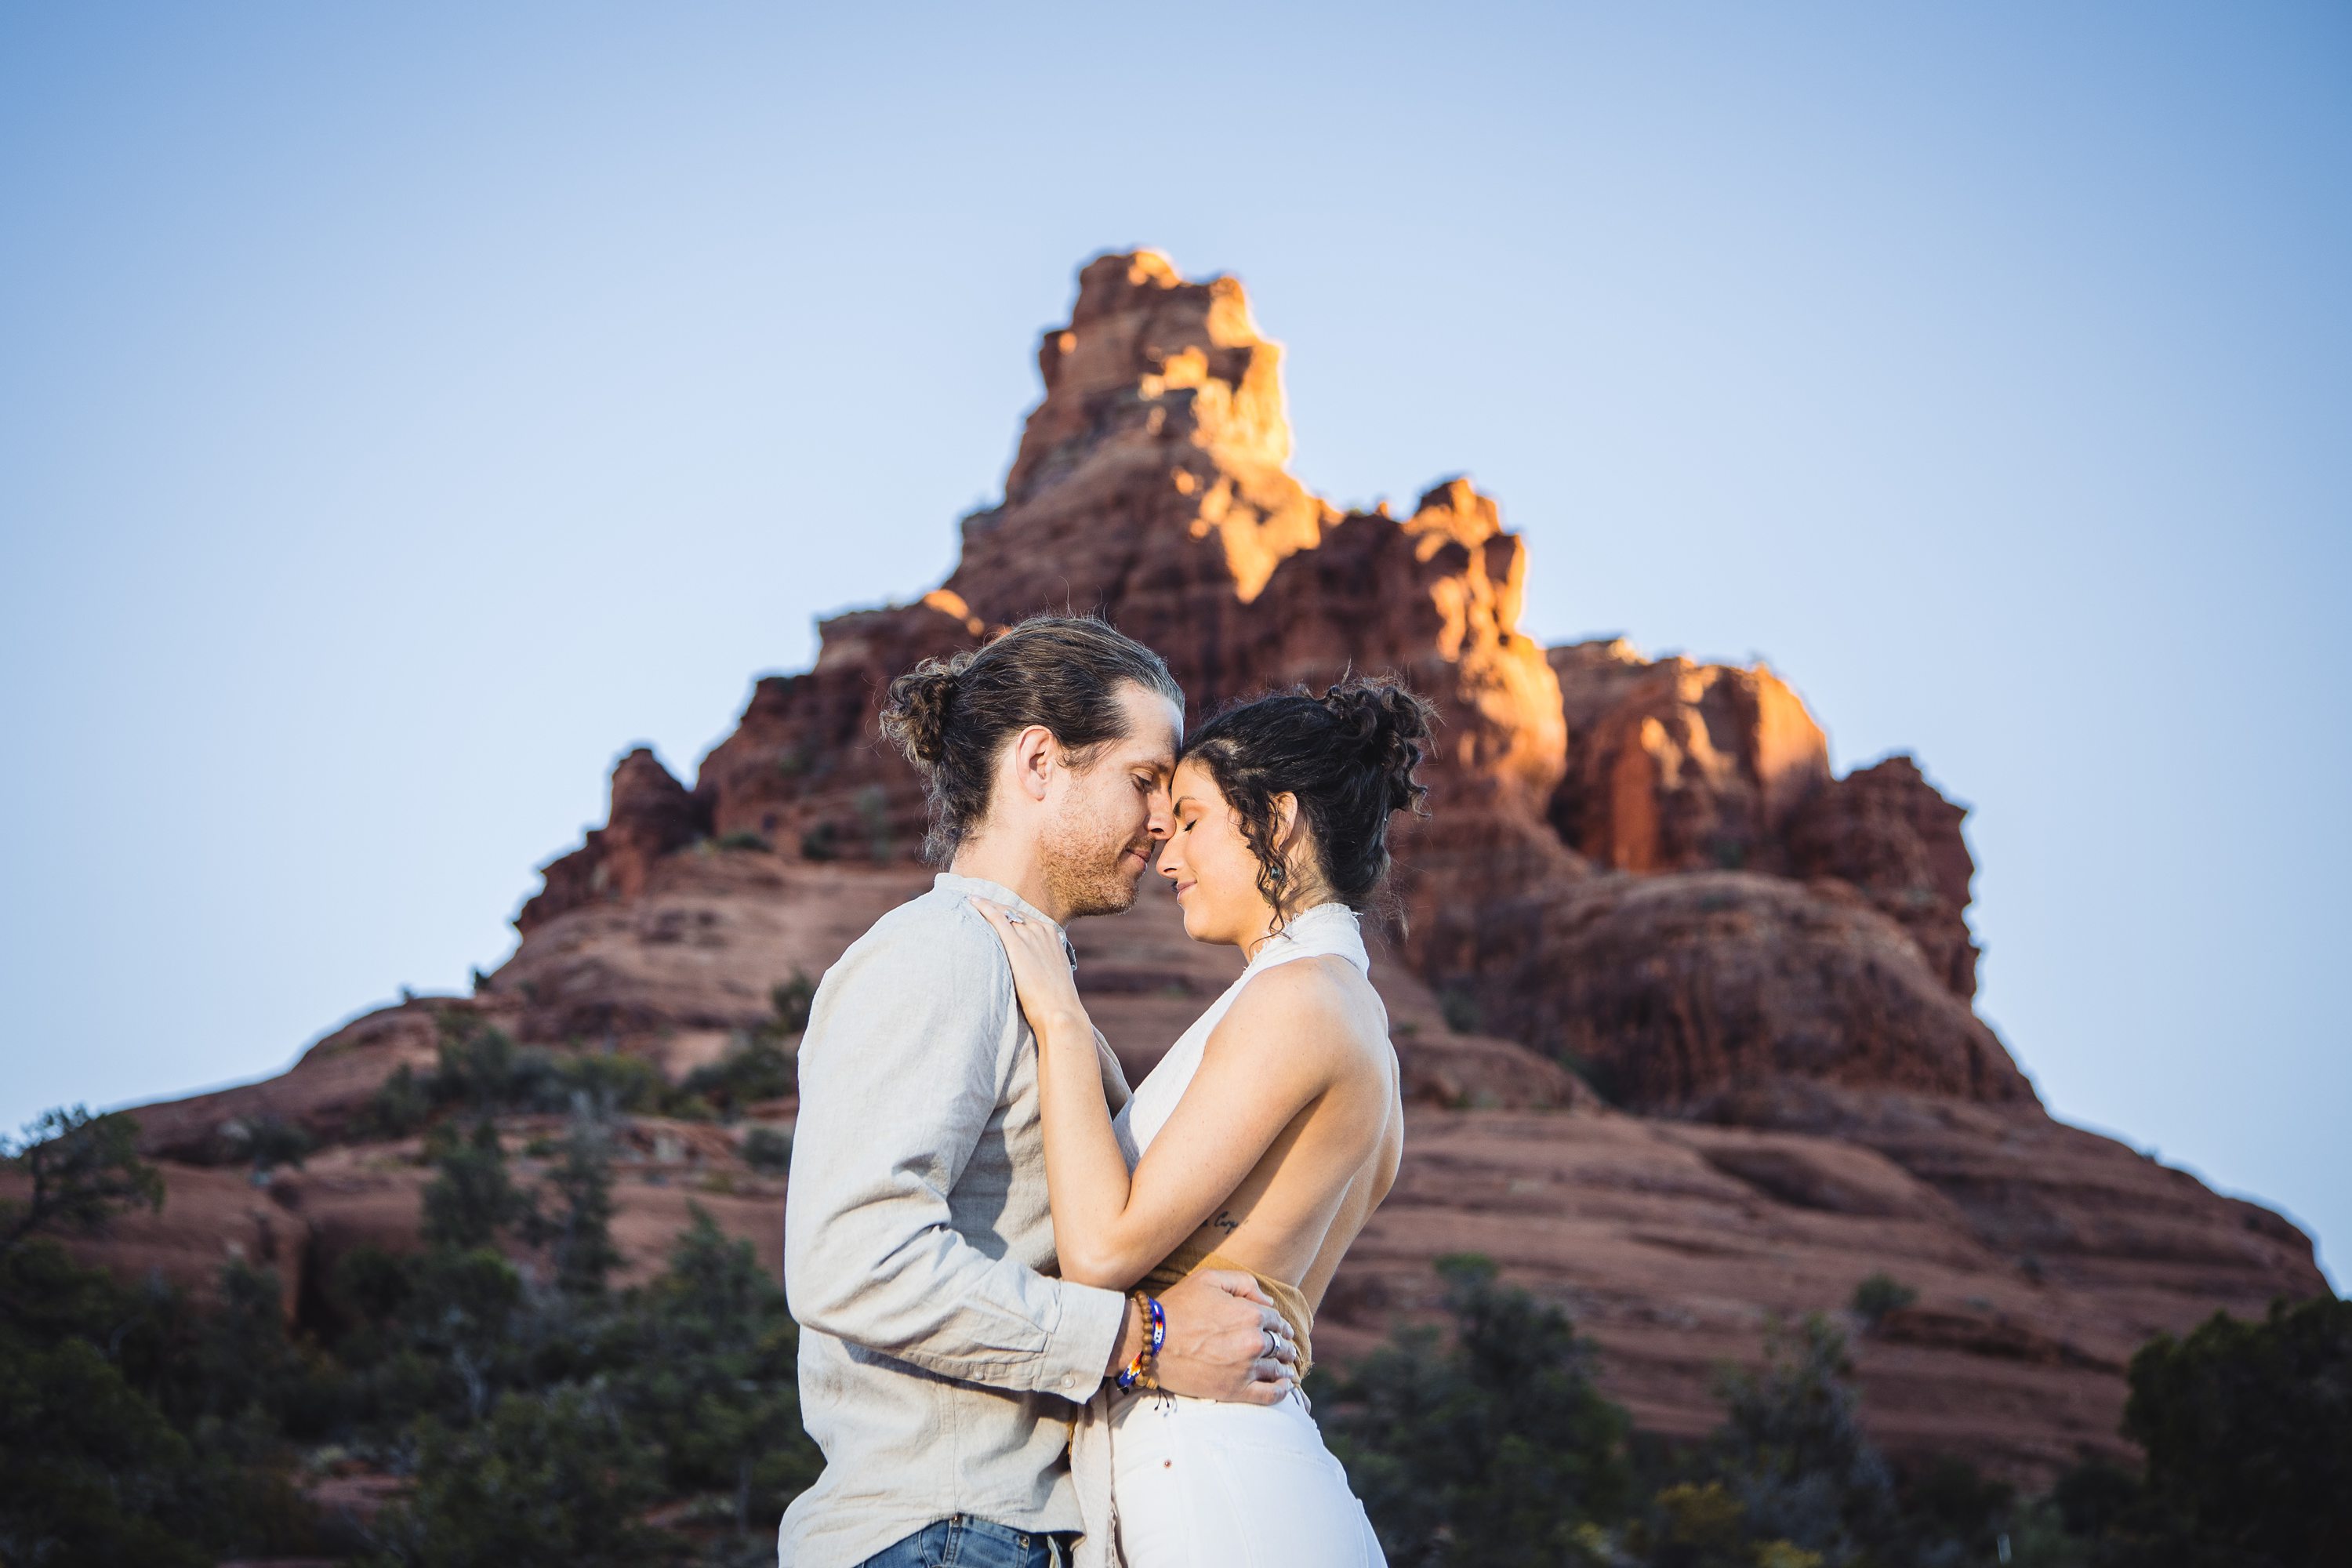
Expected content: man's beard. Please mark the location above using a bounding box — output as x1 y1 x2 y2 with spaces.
1040 810 1148 920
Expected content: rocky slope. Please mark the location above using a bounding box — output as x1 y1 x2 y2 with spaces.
105 250 2323 1486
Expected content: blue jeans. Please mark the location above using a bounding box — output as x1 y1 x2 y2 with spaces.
855 1514 1073 1568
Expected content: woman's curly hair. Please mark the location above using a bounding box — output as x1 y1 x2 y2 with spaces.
1178 675 1437 927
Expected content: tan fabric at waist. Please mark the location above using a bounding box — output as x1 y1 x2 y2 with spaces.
1140 1232 1314 1380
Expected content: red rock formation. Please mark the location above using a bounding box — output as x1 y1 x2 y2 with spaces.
1786 754 1982 998
1422 870 2031 1112
128 1002 449 1164
1548 641 1830 876
695 249 1576 919
85 250 2325 1492
1544 640 1982 1000
517 747 709 935
695 598 971 866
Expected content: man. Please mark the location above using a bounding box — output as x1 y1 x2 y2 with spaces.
781 616 1298 1568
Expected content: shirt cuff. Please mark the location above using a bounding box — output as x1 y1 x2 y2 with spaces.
1040 1279 1128 1403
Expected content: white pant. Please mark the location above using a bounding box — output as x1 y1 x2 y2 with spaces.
1106 1388 1386 1568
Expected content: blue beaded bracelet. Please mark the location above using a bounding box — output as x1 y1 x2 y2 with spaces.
1116 1294 1166 1391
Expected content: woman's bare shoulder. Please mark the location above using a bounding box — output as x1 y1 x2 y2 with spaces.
1209 956 1382 1069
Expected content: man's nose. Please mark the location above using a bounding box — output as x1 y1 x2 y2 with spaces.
1145 788 1174 840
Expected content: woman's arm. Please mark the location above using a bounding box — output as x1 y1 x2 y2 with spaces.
970 898 1341 1288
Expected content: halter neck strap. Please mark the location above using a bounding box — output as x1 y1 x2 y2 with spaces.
1245 902 1370 976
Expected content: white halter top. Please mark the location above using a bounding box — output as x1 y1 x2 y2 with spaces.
1112 902 1370 1169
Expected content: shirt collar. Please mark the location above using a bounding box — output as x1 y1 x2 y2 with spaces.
933 871 1078 964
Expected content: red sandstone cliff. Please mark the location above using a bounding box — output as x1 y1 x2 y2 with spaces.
102 250 2323 1487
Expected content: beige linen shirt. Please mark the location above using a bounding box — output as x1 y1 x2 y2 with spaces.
779 873 1132 1568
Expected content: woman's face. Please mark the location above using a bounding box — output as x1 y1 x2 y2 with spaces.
1156 757 1282 949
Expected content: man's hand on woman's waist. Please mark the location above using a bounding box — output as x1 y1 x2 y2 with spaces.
1102 1269 1298 1403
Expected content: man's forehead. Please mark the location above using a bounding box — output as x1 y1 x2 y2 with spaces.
1114 683 1185 760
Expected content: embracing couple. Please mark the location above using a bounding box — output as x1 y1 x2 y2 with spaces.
779 615 1432 1568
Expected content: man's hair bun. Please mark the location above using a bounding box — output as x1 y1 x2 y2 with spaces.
880 656 967 767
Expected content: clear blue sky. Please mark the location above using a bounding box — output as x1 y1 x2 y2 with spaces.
3 3 2344 1288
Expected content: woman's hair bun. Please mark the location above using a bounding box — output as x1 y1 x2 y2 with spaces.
1319 677 1437 815
880 654 969 767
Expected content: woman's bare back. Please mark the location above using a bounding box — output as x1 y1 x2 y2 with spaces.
1168 953 1405 1312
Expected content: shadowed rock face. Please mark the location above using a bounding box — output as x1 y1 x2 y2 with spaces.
1421 870 2031 1112
102 250 2323 1488
1786 753 1983 999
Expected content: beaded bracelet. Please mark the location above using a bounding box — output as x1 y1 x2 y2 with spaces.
1114 1293 1166 1392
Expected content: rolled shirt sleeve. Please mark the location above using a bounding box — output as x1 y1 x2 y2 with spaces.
785 895 1127 1399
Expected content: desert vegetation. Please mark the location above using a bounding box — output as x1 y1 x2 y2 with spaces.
2 1102 816 1567
365 986 809 1140
4 1103 2340 1566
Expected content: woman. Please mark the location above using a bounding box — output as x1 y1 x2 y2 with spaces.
970 676 1435 1568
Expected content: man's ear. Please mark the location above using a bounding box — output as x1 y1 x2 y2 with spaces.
1007 724 1058 804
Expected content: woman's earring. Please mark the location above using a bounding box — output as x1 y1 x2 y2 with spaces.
1269 864 1286 881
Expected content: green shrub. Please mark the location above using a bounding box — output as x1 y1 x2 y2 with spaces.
220 1114 314 1177
0 1105 164 1258
534 1123 620 1300
768 972 815 1038
561 1050 666 1118
714 829 774 853
674 1039 794 1118
371 1386 666 1568
1318 1252 1632 1563
420 1121 532 1253
1848 1271 1918 1331
1704 1312 1896 1563
363 1064 431 1138
1893 1454 2013 1563
739 1127 792 1174
365 1022 672 1136
610 1209 822 1530
430 1022 561 1113
2107 1294 2352 1566
0 1312 216 1568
